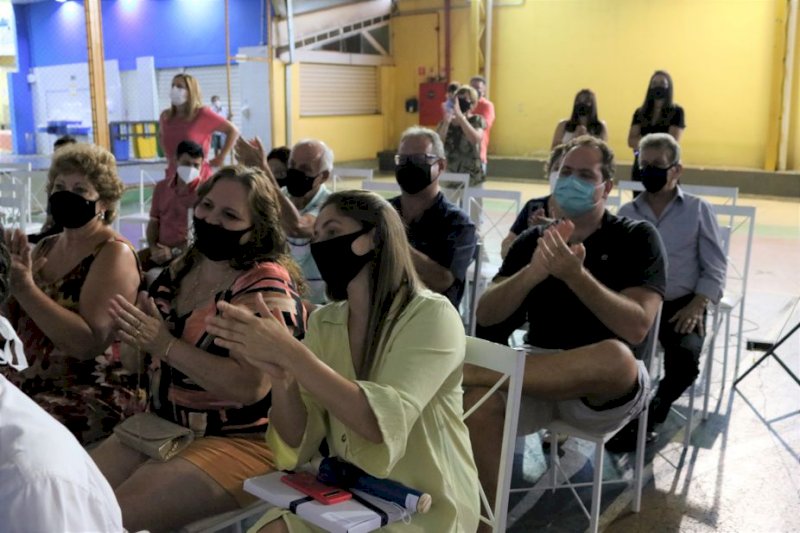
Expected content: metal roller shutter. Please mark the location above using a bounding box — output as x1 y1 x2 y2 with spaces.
156 66 242 128
300 63 378 117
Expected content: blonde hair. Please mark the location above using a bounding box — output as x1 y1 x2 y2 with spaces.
47 143 123 224
167 73 203 119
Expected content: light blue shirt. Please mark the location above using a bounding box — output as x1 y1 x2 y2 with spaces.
284 184 331 305
619 187 726 302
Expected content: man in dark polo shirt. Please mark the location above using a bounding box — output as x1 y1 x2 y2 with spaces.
389 127 477 308
463 136 667 513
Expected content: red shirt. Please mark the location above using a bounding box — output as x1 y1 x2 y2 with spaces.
149 176 203 248
473 97 495 163
159 106 226 180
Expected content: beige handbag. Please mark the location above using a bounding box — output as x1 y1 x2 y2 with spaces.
114 412 194 461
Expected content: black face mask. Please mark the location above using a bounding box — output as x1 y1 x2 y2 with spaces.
639 165 672 193
649 87 668 100
395 162 433 195
193 217 253 262
310 226 374 301
458 98 471 113
285 168 318 198
576 103 592 116
48 191 98 229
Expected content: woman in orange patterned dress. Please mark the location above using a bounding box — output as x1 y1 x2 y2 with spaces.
90 165 307 533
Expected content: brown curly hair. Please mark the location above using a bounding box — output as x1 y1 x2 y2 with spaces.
171 165 307 295
47 143 124 224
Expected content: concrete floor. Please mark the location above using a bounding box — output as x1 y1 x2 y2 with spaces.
483 181 800 533
361 175 800 532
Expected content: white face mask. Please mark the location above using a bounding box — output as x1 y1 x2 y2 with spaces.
548 170 560 192
170 87 188 106
176 165 200 184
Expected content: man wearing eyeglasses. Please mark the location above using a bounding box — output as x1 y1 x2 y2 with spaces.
389 127 477 308
612 133 726 451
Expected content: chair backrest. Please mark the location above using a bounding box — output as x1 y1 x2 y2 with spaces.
360 179 400 200
463 336 525 532
463 188 522 272
614 180 739 210
440 172 470 208
682 184 738 206
612 179 644 208
333 167 374 191
333 167 374 181
0 174 30 230
604 194 621 214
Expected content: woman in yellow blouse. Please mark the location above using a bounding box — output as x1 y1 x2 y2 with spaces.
208 190 480 532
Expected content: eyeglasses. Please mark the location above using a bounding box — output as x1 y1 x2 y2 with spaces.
394 154 440 166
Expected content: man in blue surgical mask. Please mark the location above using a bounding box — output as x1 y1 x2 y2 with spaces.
465 136 668 511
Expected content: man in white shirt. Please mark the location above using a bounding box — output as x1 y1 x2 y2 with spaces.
0 233 122 533
0 373 123 532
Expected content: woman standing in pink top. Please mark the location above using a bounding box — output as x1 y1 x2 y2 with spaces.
159 74 240 181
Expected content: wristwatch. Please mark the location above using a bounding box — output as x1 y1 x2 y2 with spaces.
170 247 183 258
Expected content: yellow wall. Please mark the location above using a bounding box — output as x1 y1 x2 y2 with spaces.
269 60 392 161
390 0 795 170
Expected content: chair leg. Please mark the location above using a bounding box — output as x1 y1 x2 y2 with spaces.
735 303 744 372
550 430 558 493
589 443 604 533
633 408 647 512
684 383 695 448
703 320 720 421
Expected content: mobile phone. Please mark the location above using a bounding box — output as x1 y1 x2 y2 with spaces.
281 472 352 505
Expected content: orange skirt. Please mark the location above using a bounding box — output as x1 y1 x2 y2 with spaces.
180 435 276 506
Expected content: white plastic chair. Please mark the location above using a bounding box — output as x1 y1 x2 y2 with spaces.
360 179 400 199
180 501 271 533
462 242 483 336
332 167 374 191
439 172 471 209
614 180 738 210
701 204 755 417
0 174 31 231
509 311 662 533
604 193 621 214
463 188 522 297
114 170 161 248
463 336 526 532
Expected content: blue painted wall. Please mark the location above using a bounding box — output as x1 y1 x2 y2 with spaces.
9 5 34 154
9 0 265 153
23 0 264 70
